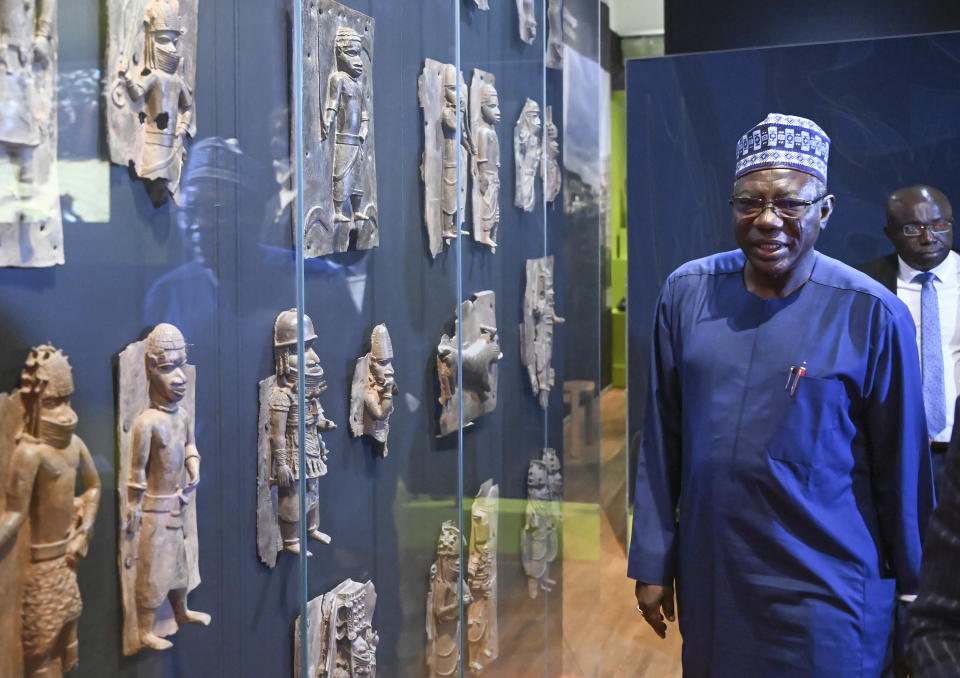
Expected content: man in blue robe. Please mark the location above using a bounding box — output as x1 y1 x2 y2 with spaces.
629 113 935 677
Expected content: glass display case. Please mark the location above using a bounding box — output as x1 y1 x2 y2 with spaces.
0 0 606 676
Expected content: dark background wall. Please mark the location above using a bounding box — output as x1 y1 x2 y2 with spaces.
623 0 960 499
664 0 960 54
0 0 599 676
626 30 960 503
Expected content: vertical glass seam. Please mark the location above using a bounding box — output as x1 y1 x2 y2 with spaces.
291 1 309 676
541 0 549 455
540 2 550 678
454 1 464 678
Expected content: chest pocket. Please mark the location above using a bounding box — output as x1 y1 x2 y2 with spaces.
767 376 848 467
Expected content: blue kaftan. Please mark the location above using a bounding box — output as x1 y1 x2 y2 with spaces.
628 250 935 677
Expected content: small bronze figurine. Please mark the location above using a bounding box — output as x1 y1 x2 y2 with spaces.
296 579 379 678
0 346 101 677
437 292 503 436
466 480 499 674
301 1 378 257
520 256 565 408
470 71 501 253
522 453 561 598
419 59 471 258
543 105 562 203
257 310 336 567
427 521 473 678
514 99 543 212
118 323 210 654
109 0 197 204
349 324 398 458
516 0 536 44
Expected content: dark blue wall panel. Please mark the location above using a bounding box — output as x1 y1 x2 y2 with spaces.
627 31 960 504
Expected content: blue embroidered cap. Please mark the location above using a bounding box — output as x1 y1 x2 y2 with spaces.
735 113 830 184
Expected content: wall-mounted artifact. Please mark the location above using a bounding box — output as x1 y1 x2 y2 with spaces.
543 105 561 203
295 579 378 678
0 346 101 677
520 256 565 408
257 309 336 567
467 480 499 674
516 0 536 44
437 291 502 436
106 0 198 205
514 99 542 212
543 447 562 503
427 520 473 678
0 0 63 267
469 70 500 253
522 450 561 598
349 323 397 458
117 323 210 654
419 59 470 258
298 0 378 258
545 0 563 68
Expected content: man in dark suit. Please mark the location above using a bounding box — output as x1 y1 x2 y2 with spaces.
859 185 957 495
907 397 960 677
858 249 899 294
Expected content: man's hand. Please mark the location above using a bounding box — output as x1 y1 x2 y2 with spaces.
125 506 142 534
32 37 50 69
380 392 395 416
276 464 294 488
65 529 89 568
635 580 675 639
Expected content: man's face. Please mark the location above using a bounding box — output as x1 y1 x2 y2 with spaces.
732 168 832 281
440 553 459 579
287 343 323 377
544 450 559 474
481 91 500 126
39 393 77 427
471 508 490 544
370 357 394 387
148 347 188 404
153 29 181 55
338 42 363 78
529 109 542 134
443 66 457 105
885 194 953 272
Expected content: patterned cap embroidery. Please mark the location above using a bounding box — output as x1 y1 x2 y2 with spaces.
735 113 830 184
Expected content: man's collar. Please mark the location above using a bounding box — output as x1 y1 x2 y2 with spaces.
897 250 957 284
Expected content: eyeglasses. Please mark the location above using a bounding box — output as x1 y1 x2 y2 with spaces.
729 193 829 219
898 220 953 237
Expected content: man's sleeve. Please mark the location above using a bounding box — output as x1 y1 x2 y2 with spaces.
865 305 935 595
907 397 960 677
627 278 683 585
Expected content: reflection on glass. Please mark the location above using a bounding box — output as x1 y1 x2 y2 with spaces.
143 136 240 334
58 68 108 225
0 0 62 266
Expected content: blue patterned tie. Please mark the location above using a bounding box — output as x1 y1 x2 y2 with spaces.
915 271 947 436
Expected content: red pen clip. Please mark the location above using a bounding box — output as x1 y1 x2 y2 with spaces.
785 361 807 397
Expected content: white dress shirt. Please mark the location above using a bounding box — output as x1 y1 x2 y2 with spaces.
897 250 960 442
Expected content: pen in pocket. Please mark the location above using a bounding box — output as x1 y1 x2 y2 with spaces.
785 361 807 397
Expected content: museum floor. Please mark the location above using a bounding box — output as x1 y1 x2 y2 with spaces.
561 388 683 677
